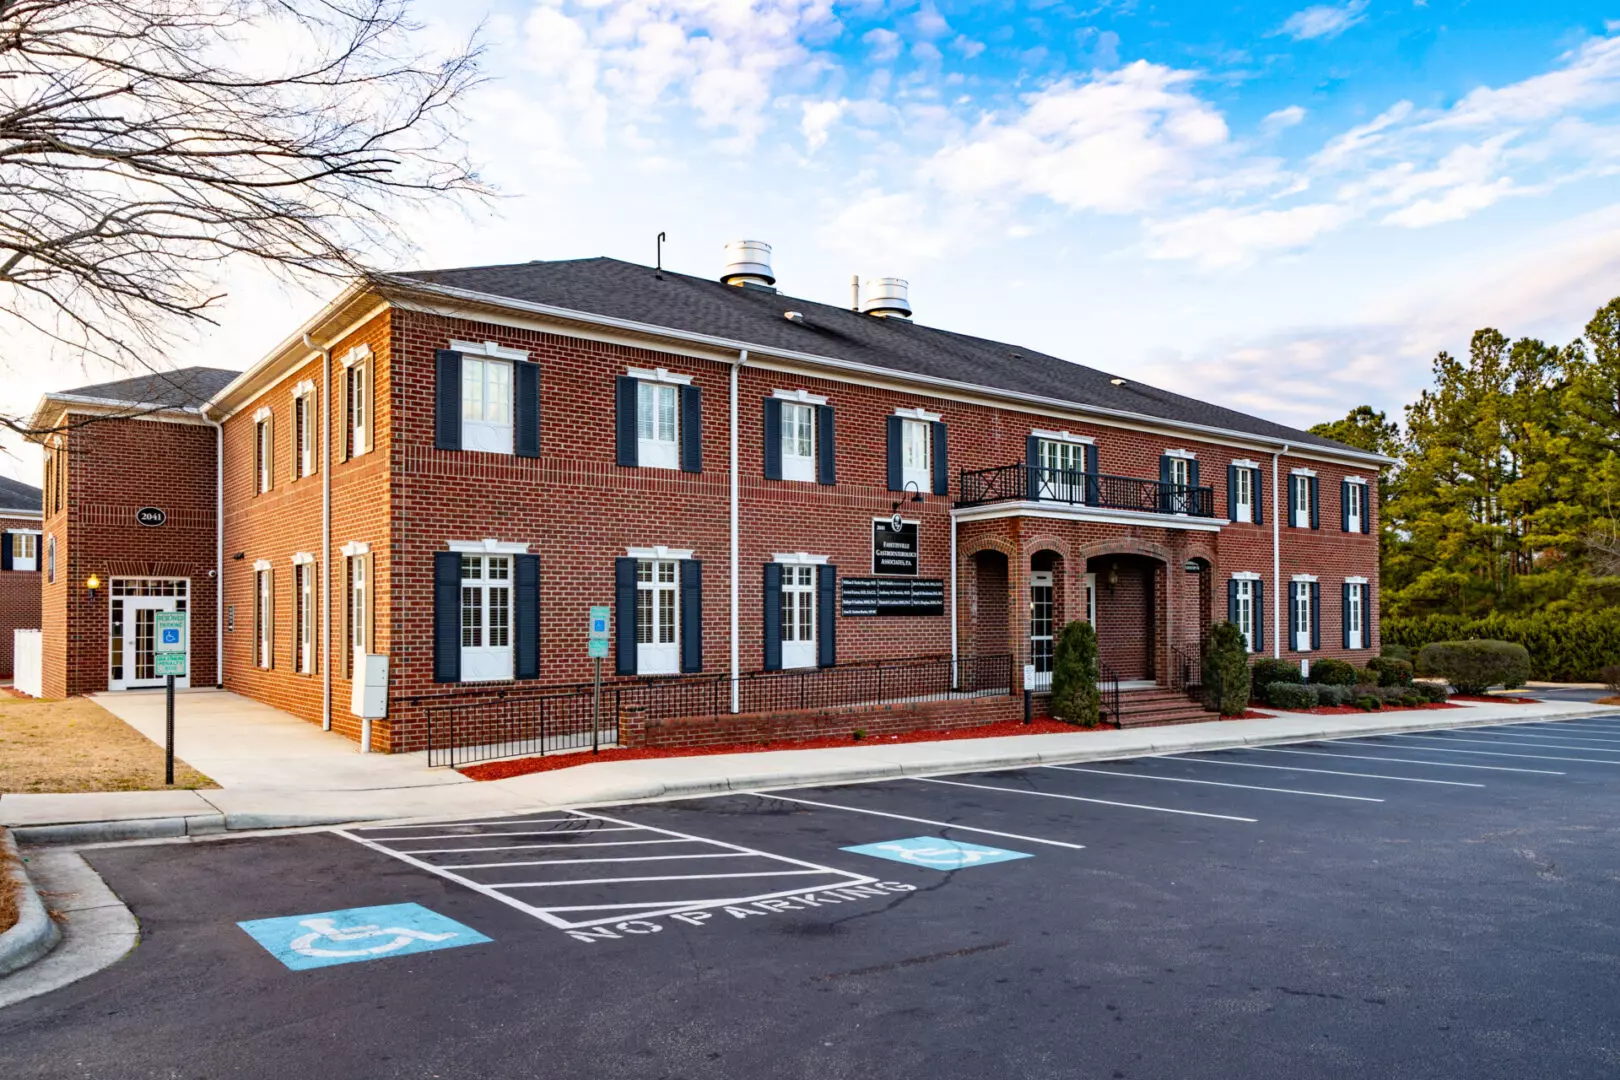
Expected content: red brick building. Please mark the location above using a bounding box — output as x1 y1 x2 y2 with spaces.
29 244 1386 751
0 475 44 680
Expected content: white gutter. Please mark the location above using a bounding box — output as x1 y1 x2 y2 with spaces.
304 334 334 733
207 417 224 688
381 277 1397 469
730 350 746 713
950 504 958 689
1273 443 1288 659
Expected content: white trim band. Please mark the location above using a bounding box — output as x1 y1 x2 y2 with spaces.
893 406 942 422
1232 571 1263 581
1031 428 1094 446
1292 573 1319 582
772 552 830 565
448 538 530 554
627 545 694 560
1232 458 1260 469
772 388 828 406
628 366 693 386
1345 575 1369 584
1164 448 1197 459
450 339 530 361
1290 467 1317 477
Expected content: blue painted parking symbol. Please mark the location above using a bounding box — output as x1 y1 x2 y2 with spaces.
842 836 1031 870
237 903 490 971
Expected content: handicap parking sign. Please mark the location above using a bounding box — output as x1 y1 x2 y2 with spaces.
842 836 1031 871
161 628 181 645
237 903 490 971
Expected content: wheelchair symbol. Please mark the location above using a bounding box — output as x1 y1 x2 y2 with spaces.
872 843 994 867
288 917 458 959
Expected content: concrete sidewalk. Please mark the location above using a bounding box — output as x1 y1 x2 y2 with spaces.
3 696 1615 844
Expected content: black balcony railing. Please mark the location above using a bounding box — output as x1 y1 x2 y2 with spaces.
957 463 1217 518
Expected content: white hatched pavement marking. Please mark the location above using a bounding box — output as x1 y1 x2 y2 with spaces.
910 776 1258 823
362 825 641 843
1159 754 1485 787
1041 763 1384 802
338 809 875 931
449 852 756 870
1250 746 1563 775
399 839 692 856
497 870 833 889
740 791 1087 850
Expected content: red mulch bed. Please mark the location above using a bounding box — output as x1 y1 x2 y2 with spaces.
1451 694 1540 705
460 718 1090 781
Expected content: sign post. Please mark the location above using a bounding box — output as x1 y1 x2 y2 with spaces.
588 606 610 754
153 611 187 785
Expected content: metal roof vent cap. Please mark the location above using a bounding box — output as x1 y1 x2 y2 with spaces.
720 240 775 287
861 277 911 318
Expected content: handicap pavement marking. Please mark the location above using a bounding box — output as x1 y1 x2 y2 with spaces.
842 836 1031 870
237 902 491 971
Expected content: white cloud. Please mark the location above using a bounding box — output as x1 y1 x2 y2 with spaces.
1261 105 1307 134
1144 203 1352 268
863 27 901 63
1427 33 1620 130
801 98 845 152
1277 0 1369 42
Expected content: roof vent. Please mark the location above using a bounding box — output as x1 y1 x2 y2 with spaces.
720 240 775 287
861 277 911 319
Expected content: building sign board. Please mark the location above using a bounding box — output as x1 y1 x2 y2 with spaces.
871 519 919 577
136 506 167 527
840 577 945 617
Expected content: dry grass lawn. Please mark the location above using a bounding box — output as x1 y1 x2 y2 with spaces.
0 835 18 934
0 696 214 794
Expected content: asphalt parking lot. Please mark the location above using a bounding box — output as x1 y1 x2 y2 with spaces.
6 713 1620 1079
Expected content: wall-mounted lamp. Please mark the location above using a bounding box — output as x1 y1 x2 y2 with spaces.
889 481 925 529
86 573 101 602
1106 563 1119 591
231 552 245 561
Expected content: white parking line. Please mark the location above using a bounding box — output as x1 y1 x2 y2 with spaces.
370 826 641 843
1337 737 1617 766
1393 732 1620 755
1041 764 1385 802
1160 754 1484 787
1251 746 1564 775
910 776 1258 822
351 817 586 833
1449 728 1620 747
740 791 1088 850
498 870 833 889
1490 724 1620 743
448 852 756 870
395 839 692 855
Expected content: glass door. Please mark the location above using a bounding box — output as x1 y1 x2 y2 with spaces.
1029 571 1054 691
109 578 189 691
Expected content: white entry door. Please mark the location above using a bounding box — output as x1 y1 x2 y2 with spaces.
1029 571 1054 689
110 582 190 690
781 565 818 670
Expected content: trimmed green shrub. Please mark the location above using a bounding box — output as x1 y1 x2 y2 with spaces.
1380 643 1412 662
1354 695 1383 711
1201 621 1252 718
1414 681 1450 704
1309 658 1359 686
1051 620 1101 727
1264 682 1320 710
1417 640 1532 694
1316 684 1354 707
1384 610 1620 683
1252 657 1303 690
1398 691 1424 707
1364 656 1415 687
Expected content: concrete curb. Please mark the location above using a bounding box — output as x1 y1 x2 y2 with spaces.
0 830 61 977
12 704 1619 844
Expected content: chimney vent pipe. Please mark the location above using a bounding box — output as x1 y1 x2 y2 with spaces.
860 277 912 319
720 240 775 287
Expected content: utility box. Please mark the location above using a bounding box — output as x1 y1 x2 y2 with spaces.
351 652 389 719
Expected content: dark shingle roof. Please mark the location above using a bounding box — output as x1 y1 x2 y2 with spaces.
56 366 240 410
393 257 1361 455
0 474 42 513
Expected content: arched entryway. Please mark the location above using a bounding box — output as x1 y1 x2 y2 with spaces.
967 548 1011 664
1085 552 1164 682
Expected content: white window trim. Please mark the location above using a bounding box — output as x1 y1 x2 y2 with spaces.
290 552 315 565
1292 573 1319 583
773 552 830 565
1345 575 1369 584
448 538 531 554
340 540 370 558
340 344 371 369
1164 448 1197 459
1232 458 1259 469
772 388 828 406
1232 571 1263 581
1031 428 1094 446
292 379 316 399
1346 475 1367 485
451 338 530 361
252 558 272 572
252 406 272 423
627 545 694 561
1290 467 1318 477
893 405 942 422
627 365 693 386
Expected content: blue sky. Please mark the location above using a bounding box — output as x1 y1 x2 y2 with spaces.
5 1 1620 482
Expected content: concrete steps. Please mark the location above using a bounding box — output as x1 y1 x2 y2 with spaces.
1111 687 1218 728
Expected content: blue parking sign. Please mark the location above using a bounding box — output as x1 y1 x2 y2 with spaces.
237 903 490 971
161 628 181 645
842 836 1031 870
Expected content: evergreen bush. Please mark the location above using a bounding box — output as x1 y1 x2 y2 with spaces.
1601 664 1620 693
1308 658 1359 686
1050 620 1101 727
1417 640 1532 694
1364 657 1415 687
1385 611 1620 683
1201 622 1252 717
1354 694 1383 711
1251 657 1303 690
1316 684 1354 707
1380 643 1412 662
1415 681 1450 704
1263 682 1320 710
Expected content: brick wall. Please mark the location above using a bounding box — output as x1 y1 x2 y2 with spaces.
630 693 1020 750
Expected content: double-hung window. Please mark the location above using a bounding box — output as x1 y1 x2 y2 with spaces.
1293 580 1315 652
901 418 930 492
46 535 55 583
255 566 273 669
1233 466 1255 523
1345 481 1365 534
460 554 513 681
1038 439 1086 502
637 382 679 470
1167 455 1193 514
1345 580 1367 651
462 357 514 453
255 408 273 494
11 531 38 572
1234 578 1257 653
781 403 816 483
781 565 817 669
344 545 371 676
293 387 315 479
635 559 680 675
293 559 315 673
1292 473 1313 528
345 351 371 459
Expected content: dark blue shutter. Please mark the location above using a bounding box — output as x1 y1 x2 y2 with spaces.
515 554 539 678
1361 484 1372 534
1342 582 1352 650
614 557 637 675
1310 581 1321 650
1309 476 1320 530
817 564 837 668
1227 464 1238 521
1253 579 1265 652
1158 455 1172 512
680 559 702 673
1341 480 1350 532
816 405 836 485
679 385 702 473
1287 474 1297 525
1227 578 1238 625
615 377 638 467
0 534 10 571
1253 468 1265 526
1288 582 1299 651
1026 434 1041 501
762 563 783 671
931 421 948 496
1188 458 1200 490
887 416 904 492
1084 443 1099 505
432 552 461 682
434 350 461 451
763 398 783 480
515 361 540 458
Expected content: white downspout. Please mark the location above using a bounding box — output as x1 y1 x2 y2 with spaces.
730 349 746 714
1273 443 1289 659
949 507 958 688
305 334 334 732
208 416 223 689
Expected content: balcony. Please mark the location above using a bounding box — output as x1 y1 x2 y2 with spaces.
957 463 1217 518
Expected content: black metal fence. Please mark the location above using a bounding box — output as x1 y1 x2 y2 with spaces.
958 462 1216 518
418 653 1016 767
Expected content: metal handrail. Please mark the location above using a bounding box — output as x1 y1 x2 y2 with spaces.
957 462 1217 518
1098 660 1122 725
